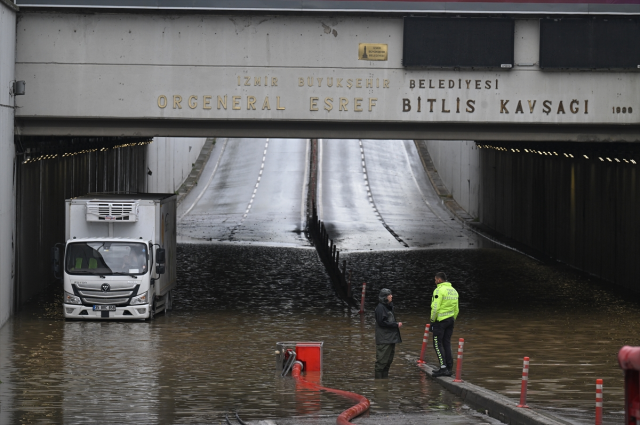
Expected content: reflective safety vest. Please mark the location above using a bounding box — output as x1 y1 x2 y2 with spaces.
430 282 459 322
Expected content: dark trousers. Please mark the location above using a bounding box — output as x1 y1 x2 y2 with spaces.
432 317 454 369
375 343 395 379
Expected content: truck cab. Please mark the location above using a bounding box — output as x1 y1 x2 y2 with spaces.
53 194 177 320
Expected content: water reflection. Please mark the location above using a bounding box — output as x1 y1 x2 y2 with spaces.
62 321 160 423
0 244 635 424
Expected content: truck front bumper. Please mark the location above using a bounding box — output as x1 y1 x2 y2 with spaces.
63 303 150 320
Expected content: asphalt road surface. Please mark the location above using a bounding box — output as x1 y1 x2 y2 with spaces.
179 138 477 251
317 139 477 251
178 138 310 247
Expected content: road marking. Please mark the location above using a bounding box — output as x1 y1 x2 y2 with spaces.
235 139 270 230
360 140 409 248
180 138 228 220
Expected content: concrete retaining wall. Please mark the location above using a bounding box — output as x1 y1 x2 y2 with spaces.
7 136 208 324
0 1 17 330
14 144 148 307
146 137 207 194
479 143 640 291
425 140 481 219
423 140 640 292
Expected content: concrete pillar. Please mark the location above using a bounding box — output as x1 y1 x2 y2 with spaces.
0 0 17 329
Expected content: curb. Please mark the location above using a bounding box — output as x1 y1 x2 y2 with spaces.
417 363 572 425
176 137 216 205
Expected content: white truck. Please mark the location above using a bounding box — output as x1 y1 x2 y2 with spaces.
52 194 177 320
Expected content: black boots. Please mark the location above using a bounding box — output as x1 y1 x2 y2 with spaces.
375 370 390 379
432 367 452 377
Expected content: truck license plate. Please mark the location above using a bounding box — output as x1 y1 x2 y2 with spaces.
93 305 116 311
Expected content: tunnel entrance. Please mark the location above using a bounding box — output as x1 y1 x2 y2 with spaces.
4 135 640 425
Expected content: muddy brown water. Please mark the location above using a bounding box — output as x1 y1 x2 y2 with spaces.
0 244 636 424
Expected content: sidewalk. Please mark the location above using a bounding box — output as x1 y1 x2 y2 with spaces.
416 363 572 425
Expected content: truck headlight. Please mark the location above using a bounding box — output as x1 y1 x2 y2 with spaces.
130 292 148 305
65 291 81 305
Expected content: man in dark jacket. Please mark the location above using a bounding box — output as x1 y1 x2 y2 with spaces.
375 288 402 379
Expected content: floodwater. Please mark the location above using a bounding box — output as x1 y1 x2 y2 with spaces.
1 244 636 424
346 248 639 425
0 245 469 424
2 138 637 424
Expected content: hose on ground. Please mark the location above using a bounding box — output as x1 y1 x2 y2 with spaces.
223 411 247 425
291 361 370 425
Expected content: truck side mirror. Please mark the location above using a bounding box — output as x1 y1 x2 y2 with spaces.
51 244 64 279
156 248 166 275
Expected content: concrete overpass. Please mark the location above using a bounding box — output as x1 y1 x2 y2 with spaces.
11 2 640 141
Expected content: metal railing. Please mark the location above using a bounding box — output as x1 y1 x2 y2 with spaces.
307 202 356 307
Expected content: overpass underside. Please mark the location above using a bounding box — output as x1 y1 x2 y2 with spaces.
17 118 640 142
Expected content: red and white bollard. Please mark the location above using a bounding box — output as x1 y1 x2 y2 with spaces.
517 357 530 408
417 324 431 364
453 338 464 382
359 283 367 314
595 379 603 425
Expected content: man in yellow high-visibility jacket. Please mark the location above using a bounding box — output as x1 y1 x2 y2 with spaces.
430 272 459 377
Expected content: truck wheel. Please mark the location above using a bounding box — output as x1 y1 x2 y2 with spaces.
148 301 156 321
165 290 173 312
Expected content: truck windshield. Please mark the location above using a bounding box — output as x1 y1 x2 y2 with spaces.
65 242 149 276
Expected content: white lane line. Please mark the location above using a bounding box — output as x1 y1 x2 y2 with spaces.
360 140 409 248
180 138 229 220
237 138 270 224
301 138 311 233
317 138 324 220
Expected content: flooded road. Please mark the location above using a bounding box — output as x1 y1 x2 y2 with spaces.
0 245 472 424
346 248 640 425
1 139 637 424
1 245 637 424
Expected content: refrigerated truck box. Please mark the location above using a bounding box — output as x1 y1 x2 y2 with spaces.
55 193 177 320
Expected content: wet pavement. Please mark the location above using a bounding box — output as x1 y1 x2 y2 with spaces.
178 138 310 247
318 139 477 251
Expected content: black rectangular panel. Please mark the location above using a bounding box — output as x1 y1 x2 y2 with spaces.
403 17 514 68
540 18 640 70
